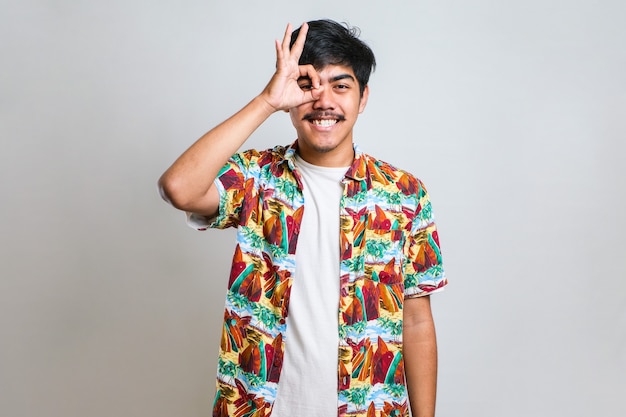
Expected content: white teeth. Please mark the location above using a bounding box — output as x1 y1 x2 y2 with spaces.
312 119 337 126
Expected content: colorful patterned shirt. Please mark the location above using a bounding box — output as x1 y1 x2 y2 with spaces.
191 141 446 417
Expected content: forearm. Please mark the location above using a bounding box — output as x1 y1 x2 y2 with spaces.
158 95 275 211
404 297 438 417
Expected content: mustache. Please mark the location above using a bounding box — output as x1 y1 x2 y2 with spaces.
302 111 346 121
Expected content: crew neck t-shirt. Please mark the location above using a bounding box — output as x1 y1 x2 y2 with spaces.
271 155 349 416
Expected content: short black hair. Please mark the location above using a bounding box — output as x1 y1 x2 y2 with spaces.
290 19 376 96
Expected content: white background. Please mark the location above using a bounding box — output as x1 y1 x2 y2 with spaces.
1 1 625 416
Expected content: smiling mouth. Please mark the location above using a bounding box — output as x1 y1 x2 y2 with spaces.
303 111 346 127
311 119 338 127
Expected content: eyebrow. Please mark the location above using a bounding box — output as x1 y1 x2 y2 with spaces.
297 73 356 83
329 74 356 83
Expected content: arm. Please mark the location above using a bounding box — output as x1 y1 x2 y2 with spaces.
158 23 321 217
403 295 438 417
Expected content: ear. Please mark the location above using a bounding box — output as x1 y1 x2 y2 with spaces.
358 85 369 113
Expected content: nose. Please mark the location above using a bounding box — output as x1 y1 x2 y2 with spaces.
313 85 334 110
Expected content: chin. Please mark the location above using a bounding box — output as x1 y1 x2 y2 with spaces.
298 131 351 156
310 143 337 154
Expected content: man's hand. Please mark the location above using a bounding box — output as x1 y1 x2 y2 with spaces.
260 23 321 111
159 23 320 216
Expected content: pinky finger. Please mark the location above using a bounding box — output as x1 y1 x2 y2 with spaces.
280 23 293 56
274 39 283 66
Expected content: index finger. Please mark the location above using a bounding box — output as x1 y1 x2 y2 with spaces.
282 22 308 60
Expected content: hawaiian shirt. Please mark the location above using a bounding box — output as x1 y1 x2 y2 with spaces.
190 141 446 417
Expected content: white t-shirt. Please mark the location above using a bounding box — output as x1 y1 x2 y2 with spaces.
271 155 349 417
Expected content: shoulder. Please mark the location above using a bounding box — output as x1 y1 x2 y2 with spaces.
228 144 296 184
233 145 289 162
233 144 290 168
362 152 426 197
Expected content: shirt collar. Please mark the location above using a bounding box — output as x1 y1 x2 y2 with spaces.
284 141 299 173
283 140 368 182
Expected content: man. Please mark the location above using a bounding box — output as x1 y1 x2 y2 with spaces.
159 19 446 417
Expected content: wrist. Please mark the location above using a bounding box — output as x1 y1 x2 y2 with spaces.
254 93 282 115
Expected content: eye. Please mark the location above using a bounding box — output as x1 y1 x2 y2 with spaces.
297 77 314 91
334 84 350 90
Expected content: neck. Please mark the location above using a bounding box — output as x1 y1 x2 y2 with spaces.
295 140 355 167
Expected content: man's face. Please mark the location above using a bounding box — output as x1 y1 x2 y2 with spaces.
289 64 369 166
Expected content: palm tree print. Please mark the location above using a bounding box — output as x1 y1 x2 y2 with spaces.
274 177 299 201
251 304 279 330
227 291 250 309
383 383 406 398
218 357 239 383
342 386 371 408
344 255 365 272
378 317 403 342
365 238 392 260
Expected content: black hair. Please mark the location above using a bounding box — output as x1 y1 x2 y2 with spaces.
290 19 376 96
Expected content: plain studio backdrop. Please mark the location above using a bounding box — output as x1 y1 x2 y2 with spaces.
1 0 624 416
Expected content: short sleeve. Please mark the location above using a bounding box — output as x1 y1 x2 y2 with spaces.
186 154 249 231
403 180 447 298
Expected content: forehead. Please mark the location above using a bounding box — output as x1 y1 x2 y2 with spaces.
316 64 357 80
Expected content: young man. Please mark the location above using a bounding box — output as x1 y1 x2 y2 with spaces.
159 19 446 417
